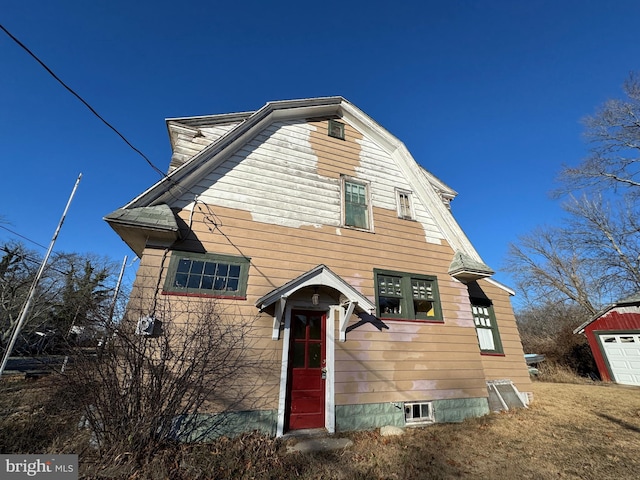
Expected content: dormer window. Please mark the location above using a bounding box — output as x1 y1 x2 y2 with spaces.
328 119 345 140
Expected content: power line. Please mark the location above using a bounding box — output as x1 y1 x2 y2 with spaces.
0 224 48 250
0 225 76 276
0 22 167 179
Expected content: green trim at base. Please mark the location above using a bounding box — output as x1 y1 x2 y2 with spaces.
335 397 490 432
172 410 277 442
171 397 491 441
432 397 490 423
336 402 405 431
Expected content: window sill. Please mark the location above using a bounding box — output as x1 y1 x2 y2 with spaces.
380 317 444 324
162 291 246 300
342 225 375 234
480 352 505 357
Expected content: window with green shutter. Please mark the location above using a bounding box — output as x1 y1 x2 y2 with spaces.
163 251 250 298
471 299 503 354
374 269 442 321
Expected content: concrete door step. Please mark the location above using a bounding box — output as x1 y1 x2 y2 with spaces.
286 436 354 453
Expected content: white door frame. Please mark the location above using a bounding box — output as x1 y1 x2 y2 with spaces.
276 304 337 437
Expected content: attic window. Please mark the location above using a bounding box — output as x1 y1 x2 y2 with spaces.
328 119 345 140
396 189 414 220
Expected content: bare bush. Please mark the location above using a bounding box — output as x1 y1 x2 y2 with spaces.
64 296 265 462
516 302 598 378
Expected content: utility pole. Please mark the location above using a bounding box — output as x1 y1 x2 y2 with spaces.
0 173 82 379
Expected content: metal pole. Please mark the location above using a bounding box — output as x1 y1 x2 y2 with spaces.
108 255 128 323
0 173 82 379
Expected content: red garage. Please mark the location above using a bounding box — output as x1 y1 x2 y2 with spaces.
574 294 640 386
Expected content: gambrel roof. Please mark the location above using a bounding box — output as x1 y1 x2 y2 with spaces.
107 97 487 267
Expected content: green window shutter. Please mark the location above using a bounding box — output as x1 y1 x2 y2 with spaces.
411 278 437 319
374 269 442 321
472 301 503 353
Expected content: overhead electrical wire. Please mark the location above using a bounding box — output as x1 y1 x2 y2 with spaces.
0 23 257 278
0 22 167 179
0 224 48 250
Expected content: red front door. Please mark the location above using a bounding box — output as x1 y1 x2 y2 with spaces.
287 311 326 430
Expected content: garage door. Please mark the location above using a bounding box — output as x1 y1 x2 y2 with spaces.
600 333 640 386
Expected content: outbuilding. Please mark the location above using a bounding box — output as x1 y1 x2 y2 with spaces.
574 294 640 386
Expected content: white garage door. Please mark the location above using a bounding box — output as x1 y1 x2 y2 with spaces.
600 333 640 386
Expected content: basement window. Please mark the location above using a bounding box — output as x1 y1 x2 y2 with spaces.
404 402 434 424
328 119 345 140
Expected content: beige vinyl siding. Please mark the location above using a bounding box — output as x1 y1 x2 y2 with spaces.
128 115 527 412
153 202 487 407
309 120 363 179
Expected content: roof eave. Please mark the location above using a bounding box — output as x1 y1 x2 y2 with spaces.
126 97 346 209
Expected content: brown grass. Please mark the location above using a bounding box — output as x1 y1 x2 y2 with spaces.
2 376 640 479
535 361 597 384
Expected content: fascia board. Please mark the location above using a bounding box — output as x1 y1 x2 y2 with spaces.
419 167 457 199
484 277 516 296
257 265 375 312
125 97 345 209
341 103 483 263
166 111 255 126
573 302 624 334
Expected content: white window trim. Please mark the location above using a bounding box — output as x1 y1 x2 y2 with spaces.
404 401 434 425
395 188 415 220
340 175 374 232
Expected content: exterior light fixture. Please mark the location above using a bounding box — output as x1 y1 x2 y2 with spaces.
312 287 320 305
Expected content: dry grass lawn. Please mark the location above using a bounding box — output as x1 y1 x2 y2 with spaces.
2 377 639 479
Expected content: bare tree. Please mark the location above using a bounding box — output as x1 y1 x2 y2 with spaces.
65 295 267 463
505 225 601 315
0 242 121 355
558 73 640 195
515 301 597 377
0 242 58 353
564 195 640 294
508 73 640 315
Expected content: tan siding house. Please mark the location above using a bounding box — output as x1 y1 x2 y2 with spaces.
105 97 530 437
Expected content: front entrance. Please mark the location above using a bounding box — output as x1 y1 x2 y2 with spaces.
286 310 326 430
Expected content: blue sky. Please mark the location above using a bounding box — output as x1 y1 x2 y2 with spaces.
1 0 639 294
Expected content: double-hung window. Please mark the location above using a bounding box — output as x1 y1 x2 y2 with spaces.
343 177 371 230
163 251 250 298
374 269 442 321
471 299 503 354
396 189 414 220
